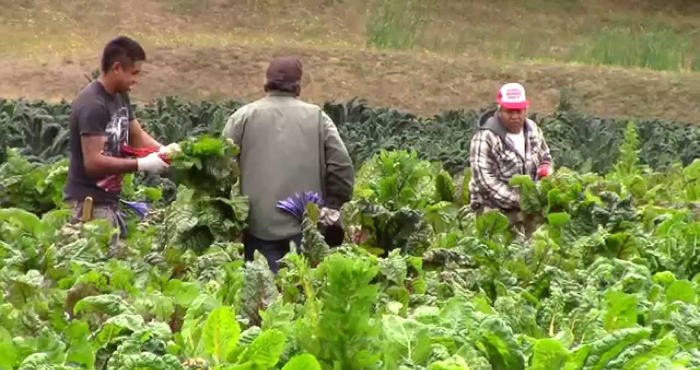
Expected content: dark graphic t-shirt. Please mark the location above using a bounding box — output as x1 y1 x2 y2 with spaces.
64 80 134 204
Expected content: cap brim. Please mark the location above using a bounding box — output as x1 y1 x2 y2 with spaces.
498 100 529 109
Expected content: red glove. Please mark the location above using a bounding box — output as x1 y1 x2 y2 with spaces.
97 174 124 193
121 144 171 164
537 163 553 179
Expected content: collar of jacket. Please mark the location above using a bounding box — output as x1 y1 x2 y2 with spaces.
267 91 298 98
480 114 533 139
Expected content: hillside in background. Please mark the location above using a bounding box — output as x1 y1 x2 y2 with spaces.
0 0 699 122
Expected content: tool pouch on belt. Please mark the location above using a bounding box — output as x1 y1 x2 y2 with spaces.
81 196 94 223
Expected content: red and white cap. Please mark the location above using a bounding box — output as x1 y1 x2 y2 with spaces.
496 83 530 109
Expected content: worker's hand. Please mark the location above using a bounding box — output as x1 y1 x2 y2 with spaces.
319 207 341 227
159 142 182 157
137 152 170 174
537 163 553 179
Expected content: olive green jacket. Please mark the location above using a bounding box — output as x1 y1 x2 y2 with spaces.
222 92 354 240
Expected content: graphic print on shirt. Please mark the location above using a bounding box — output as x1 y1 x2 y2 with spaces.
97 107 130 193
103 107 130 157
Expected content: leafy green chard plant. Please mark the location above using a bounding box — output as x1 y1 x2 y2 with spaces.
6 96 700 370
297 253 383 370
163 136 248 254
346 150 458 256
0 149 69 214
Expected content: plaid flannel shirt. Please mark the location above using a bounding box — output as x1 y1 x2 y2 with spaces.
468 115 552 211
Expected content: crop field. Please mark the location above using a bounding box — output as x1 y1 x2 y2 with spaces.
2 95 700 370
3 0 700 369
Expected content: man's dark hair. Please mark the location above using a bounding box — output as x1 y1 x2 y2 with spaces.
101 36 146 74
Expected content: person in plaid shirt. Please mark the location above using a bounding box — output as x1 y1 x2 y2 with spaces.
468 83 553 234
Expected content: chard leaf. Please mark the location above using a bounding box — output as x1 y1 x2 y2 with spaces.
478 317 525 370
164 279 202 307
204 306 241 363
509 175 541 213
547 212 571 227
382 314 432 365
619 335 678 370
581 328 651 370
0 329 18 370
18 353 51 370
428 355 472 370
666 280 695 304
66 338 94 370
74 294 136 317
528 338 570 370
106 352 184 370
231 329 286 370
603 291 638 332
281 354 322 370
94 315 146 348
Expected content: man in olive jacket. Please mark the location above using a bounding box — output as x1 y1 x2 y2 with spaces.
222 56 354 272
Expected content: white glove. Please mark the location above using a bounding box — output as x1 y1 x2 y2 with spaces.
159 143 182 156
137 152 169 174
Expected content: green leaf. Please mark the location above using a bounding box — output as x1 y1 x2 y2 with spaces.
509 175 541 213
435 169 456 203
74 294 135 316
0 208 46 236
18 353 51 370
563 345 590 370
107 352 184 370
65 320 90 341
66 338 95 370
165 280 202 307
233 329 286 370
94 315 147 348
620 335 678 370
382 315 432 365
476 211 509 240
603 291 638 332
582 328 651 370
471 296 495 315
0 340 18 370
478 317 525 370
528 339 570 370
12 270 44 289
547 213 571 227
36 327 67 363
428 355 472 370
204 306 241 363
281 354 322 370
652 271 676 287
666 280 695 304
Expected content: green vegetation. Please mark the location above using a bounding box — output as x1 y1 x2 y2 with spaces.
568 25 699 71
366 0 424 50
2 96 700 369
4 96 699 178
362 0 700 72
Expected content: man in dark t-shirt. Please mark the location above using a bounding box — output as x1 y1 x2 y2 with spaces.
64 36 178 251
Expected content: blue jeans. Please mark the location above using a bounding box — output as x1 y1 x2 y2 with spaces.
243 231 302 274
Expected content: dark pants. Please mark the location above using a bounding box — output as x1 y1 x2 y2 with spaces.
243 231 302 274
